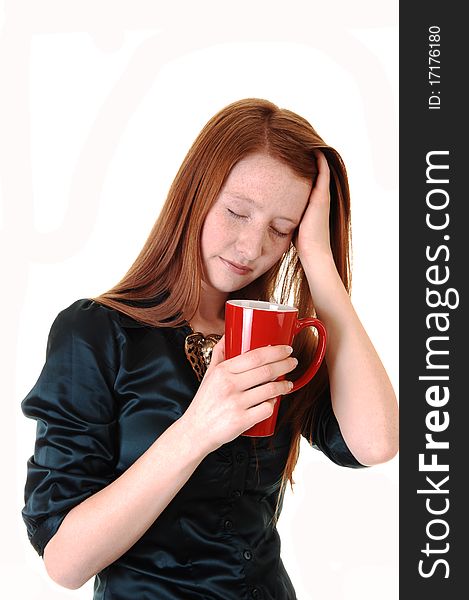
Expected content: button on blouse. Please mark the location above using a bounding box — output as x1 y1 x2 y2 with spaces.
21 299 365 599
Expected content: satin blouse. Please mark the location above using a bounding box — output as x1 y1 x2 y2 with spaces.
21 298 364 599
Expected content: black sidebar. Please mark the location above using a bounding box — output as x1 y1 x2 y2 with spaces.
400 3 467 598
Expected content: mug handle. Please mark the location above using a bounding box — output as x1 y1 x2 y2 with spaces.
290 318 327 393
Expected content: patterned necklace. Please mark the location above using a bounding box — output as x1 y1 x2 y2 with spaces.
184 322 223 382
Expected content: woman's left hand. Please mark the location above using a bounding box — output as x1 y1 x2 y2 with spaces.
293 150 334 266
292 150 399 466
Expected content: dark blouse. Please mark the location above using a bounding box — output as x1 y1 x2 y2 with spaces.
21 298 364 600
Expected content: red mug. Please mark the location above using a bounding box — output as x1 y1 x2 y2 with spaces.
225 299 327 437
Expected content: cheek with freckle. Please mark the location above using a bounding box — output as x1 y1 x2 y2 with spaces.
200 209 234 260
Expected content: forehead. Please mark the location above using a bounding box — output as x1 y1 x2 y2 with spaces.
221 152 311 214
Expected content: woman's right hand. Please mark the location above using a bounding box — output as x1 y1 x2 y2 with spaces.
180 336 298 454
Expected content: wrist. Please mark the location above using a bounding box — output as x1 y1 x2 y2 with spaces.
175 413 216 460
298 246 335 271
303 255 350 313
301 252 340 287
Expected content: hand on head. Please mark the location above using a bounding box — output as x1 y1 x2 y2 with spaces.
293 150 333 264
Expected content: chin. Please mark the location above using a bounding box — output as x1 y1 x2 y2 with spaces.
220 281 251 294
206 276 253 294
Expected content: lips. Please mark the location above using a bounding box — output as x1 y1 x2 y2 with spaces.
220 257 253 275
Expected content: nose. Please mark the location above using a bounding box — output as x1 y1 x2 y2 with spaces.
234 224 265 262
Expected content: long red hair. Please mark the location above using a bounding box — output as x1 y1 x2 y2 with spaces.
92 98 352 521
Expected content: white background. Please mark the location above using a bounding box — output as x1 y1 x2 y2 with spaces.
1 1 398 598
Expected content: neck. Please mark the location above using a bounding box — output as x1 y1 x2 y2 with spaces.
188 283 228 334
198 282 228 319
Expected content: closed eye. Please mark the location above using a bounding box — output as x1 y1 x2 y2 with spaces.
227 208 290 238
227 209 247 220
271 228 289 238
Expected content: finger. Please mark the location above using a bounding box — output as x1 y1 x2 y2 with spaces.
241 378 293 409
224 344 293 375
209 335 225 367
312 150 330 194
244 398 277 430
236 355 298 392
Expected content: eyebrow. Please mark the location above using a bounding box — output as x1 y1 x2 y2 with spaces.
226 192 298 225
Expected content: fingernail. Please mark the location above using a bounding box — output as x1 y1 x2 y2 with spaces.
285 345 293 354
288 381 294 391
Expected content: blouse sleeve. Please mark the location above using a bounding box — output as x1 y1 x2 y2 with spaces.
21 299 120 557
302 388 368 469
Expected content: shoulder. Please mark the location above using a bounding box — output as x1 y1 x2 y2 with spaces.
46 299 127 372
48 298 178 359
22 300 125 421
49 298 188 358
51 296 155 329
54 297 114 322
50 298 121 339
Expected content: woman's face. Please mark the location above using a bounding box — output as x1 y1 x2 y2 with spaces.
200 152 312 295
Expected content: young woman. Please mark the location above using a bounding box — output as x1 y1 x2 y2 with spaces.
21 98 398 599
